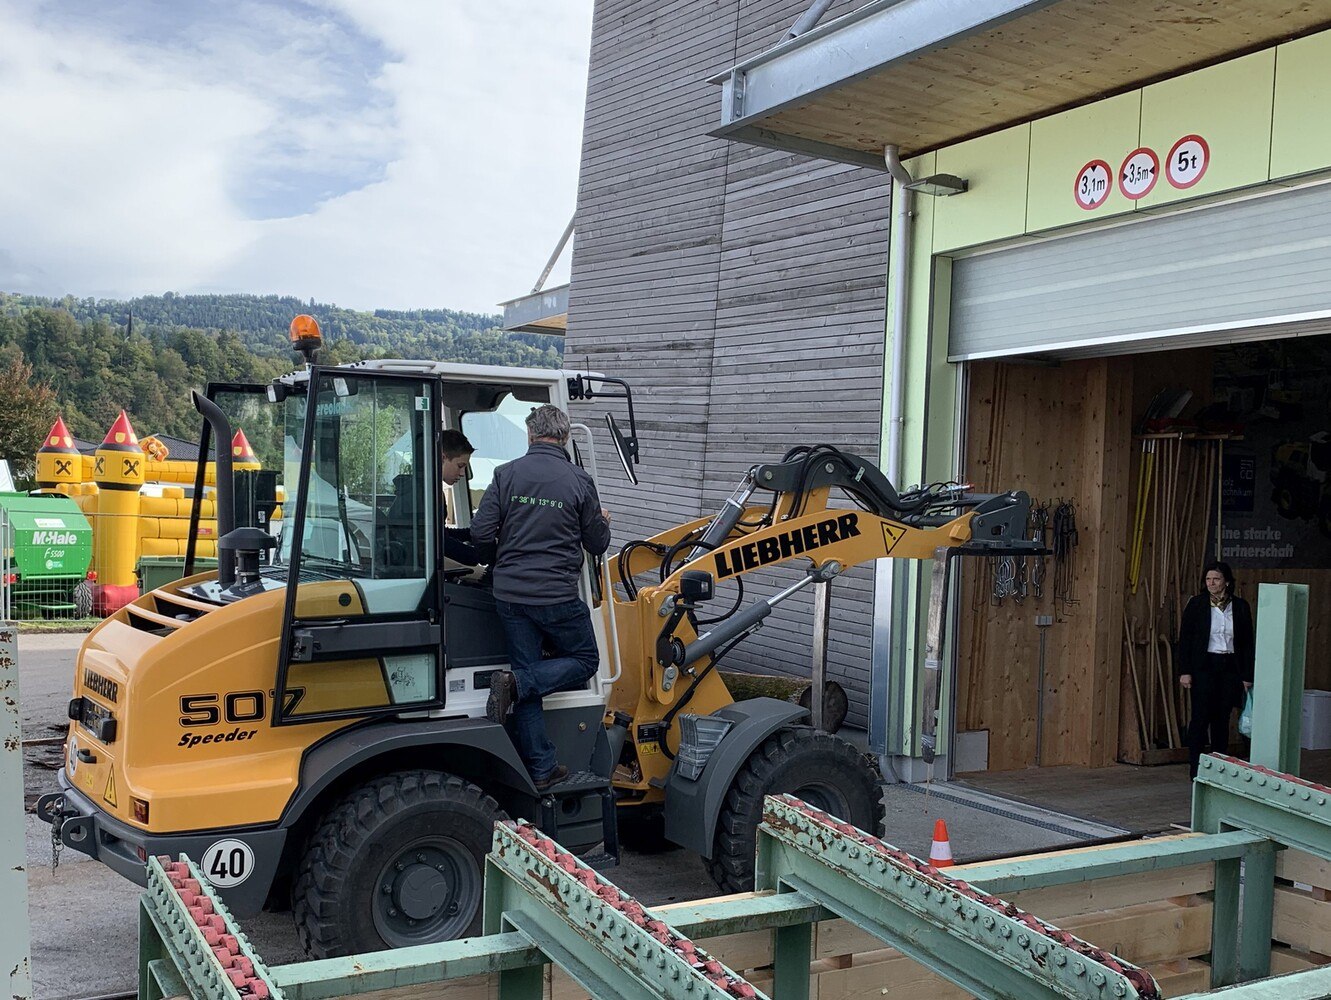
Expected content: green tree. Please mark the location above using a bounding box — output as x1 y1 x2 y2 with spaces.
0 356 59 477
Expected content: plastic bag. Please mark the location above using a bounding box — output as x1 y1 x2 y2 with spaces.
1238 689 1254 738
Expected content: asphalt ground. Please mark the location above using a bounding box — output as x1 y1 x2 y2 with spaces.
15 633 1083 999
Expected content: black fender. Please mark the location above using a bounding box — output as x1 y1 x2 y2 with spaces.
280 717 539 832
662 698 809 858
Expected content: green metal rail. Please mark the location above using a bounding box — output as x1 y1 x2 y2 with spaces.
140 783 1331 1000
139 854 284 999
755 794 1163 1000
137 583 1331 999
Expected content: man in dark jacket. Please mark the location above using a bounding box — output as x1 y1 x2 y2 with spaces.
472 404 611 790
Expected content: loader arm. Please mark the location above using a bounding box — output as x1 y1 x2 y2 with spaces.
621 446 1042 765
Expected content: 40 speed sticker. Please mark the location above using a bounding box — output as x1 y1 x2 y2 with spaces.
201 838 255 887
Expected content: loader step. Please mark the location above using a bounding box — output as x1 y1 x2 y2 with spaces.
579 847 619 870
538 770 620 869
542 769 609 794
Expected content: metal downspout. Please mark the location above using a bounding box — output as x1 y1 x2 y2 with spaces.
871 145 914 780
782 0 836 41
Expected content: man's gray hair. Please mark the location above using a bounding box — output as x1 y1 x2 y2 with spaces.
526 404 571 443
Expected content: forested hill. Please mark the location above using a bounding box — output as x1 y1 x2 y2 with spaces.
0 292 562 363
0 292 563 475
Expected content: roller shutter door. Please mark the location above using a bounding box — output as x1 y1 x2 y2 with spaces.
949 181 1331 361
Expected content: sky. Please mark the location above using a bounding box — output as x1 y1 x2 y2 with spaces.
0 0 594 314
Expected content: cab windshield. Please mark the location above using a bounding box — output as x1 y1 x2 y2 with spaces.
277 372 437 592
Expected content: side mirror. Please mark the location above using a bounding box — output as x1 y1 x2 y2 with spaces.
605 412 640 486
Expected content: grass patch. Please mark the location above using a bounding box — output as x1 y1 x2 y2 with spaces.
15 617 101 633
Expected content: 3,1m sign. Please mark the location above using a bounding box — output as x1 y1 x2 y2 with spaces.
1074 159 1112 210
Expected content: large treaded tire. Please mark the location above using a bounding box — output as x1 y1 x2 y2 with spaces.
706 728 884 894
292 771 506 958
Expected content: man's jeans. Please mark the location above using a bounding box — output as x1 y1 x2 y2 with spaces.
494 597 600 782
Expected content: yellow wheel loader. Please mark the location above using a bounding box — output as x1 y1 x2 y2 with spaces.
39 319 1040 957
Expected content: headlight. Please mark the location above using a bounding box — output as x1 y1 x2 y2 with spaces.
675 714 734 781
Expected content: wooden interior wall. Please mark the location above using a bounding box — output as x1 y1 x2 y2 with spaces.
957 357 1131 771
1244 569 1331 691
1117 349 1219 764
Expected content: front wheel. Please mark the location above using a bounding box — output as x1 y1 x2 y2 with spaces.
291 771 506 958
706 728 883 894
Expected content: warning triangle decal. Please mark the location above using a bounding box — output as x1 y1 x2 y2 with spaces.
103 770 118 808
882 522 906 554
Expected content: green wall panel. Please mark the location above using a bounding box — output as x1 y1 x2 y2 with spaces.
1137 49 1276 210
1026 92 1141 233
1271 32 1331 182
932 125 1031 253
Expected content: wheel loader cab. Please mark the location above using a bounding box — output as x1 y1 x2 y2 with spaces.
269 363 613 729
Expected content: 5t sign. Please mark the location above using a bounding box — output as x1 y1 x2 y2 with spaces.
1167 135 1209 189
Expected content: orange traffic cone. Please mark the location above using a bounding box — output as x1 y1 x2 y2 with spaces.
929 818 955 868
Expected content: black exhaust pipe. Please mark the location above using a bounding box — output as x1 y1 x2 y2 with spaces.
192 391 236 588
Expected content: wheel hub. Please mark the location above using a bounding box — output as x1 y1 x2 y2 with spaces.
373 839 479 946
396 865 448 920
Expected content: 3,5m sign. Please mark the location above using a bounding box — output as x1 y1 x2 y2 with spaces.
1119 148 1159 200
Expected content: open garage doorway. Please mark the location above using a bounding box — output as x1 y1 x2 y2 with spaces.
952 337 1331 833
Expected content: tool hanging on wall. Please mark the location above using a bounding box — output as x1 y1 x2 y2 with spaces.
1029 501 1050 600
1129 439 1155 593
1052 500 1079 610
1121 418 1235 760
990 554 1018 605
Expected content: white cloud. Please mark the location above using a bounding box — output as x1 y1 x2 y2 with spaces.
0 0 592 313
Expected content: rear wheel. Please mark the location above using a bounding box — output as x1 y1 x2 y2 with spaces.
706 728 883 894
292 770 506 958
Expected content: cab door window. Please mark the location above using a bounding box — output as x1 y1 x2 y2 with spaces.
458 393 535 518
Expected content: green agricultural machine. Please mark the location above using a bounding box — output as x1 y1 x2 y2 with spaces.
0 492 93 618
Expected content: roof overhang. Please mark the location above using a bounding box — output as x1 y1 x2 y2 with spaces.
711 0 1331 168
499 283 568 335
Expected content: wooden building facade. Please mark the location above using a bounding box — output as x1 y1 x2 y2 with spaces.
564 0 891 728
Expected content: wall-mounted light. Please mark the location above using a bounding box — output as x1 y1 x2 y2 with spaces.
902 173 969 197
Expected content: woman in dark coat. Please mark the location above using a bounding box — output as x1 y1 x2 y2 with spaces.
1178 561 1254 779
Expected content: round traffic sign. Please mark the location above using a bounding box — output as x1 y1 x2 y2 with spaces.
202 838 255 887
1119 148 1160 200
1166 134 1210 189
1074 159 1112 210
